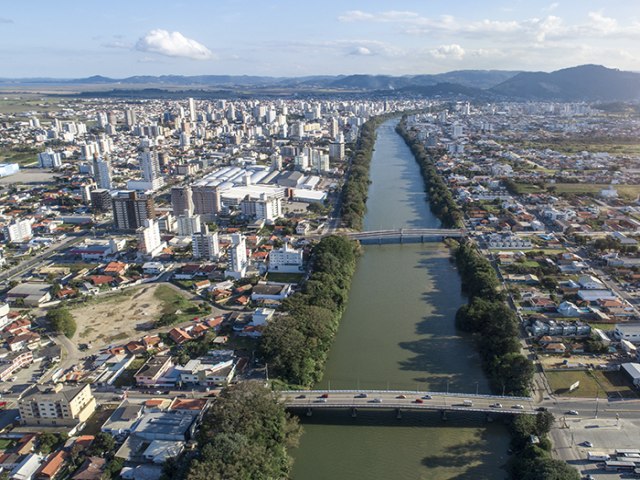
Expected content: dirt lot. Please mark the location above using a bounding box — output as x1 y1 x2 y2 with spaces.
70 283 197 349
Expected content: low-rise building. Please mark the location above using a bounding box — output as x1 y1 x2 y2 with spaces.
134 356 174 387
5 283 51 307
614 324 640 345
18 384 96 427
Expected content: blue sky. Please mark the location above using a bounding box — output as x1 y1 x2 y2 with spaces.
1 0 639 77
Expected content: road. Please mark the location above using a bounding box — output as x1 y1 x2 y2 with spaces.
0 234 85 283
280 390 536 414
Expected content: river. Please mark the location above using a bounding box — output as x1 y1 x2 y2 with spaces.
291 120 510 479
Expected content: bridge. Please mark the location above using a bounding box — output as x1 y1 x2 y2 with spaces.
279 390 536 416
342 228 466 244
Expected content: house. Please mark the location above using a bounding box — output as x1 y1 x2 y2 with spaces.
168 328 192 345
37 450 68 480
250 283 292 302
578 275 605 290
543 342 567 353
614 324 640 345
599 299 633 316
142 262 164 276
10 453 44 480
103 261 128 277
557 301 582 317
134 356 174 386
71 457 106 480
578 290 617 303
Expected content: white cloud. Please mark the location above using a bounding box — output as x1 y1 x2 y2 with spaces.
135 29 213 60
429 44 465 60
350 46 373 56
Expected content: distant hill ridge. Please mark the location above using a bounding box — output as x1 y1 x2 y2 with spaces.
2 65 639 101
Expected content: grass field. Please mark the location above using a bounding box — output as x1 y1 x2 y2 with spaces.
265 272 305 283
0 147 38 166
512 138 640 156
549 183 640 200
545 369 637 398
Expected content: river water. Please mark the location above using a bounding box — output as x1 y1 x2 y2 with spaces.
291 120 510 480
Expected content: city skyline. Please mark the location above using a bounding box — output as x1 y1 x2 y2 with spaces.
2 0 640 78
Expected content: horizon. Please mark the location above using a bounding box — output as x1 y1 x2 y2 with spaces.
0 63 634 82
2 1 640 77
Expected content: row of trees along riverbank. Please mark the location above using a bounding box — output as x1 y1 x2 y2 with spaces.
340 112 403 230
395 117 464 228
260 235 359 386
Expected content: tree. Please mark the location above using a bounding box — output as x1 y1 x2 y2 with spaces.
88 432 116 457
36 432 64 454
46 307 76 338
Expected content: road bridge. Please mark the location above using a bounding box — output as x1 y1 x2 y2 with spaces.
280 389 536 416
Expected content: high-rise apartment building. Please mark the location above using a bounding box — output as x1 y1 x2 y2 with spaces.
171 186 194 217
192 184 221 220
225 234 247 279
3 219 32 243
111 190 155 231
192 225 219 261
90 188 112 213
92 154 113 190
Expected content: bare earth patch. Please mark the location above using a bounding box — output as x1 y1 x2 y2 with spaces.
70 284 186 349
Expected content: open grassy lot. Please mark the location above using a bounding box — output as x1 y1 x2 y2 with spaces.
0 147 38 166
548 183 640 200
546 370 604 397
265 272 304 283
545 369 638 398
512 137 640 155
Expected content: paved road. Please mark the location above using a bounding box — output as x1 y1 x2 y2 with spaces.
281 390 536 414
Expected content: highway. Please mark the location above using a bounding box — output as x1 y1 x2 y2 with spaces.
280 390 536 414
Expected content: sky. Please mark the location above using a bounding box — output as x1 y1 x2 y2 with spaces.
1 0 640 78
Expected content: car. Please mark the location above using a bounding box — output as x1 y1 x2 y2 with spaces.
422 394 432 400
414 398 424 404
319 393 329 398
372 398 383 403
296 394 307 399
566 410 579 415
396 394 407 399
490 403 503 408
536 407 547 412
512 404 524 409
355 393 368 398
582 441 593 448
315 398 327 403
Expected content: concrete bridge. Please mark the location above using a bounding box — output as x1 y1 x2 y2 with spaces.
279 389 536 417
340 228 466 244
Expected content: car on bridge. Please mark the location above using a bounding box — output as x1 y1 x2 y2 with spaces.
512 404 524 410
355 393 368 398
566 410 579 415
422 394 432 399
414 398 424 404
296 394 306 399
490 403 503 408
320 393 329 398
396 394 406 399
371 398 383 403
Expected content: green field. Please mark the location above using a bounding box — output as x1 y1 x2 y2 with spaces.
545 369 637 398
549 183 640 199
0 147 38 166
512 137 640 155
265 272 304 283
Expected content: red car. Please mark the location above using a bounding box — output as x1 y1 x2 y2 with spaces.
320 393 329 398
414 398 424 404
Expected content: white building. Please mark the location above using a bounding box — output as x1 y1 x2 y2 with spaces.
93 155 113 190
225 234 248 279
38 148 62 168
192 227 219 261
137 219 165 258
240 193 282 223
0 163 19 178
129 148 164 191
176 214 202 237
268 243 304 273
614 324 640 345
3 219 33 243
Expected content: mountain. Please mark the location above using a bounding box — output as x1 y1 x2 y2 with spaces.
491 65 640 101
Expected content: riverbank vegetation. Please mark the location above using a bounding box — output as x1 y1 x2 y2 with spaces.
453 242 534 396
340 113 398 230
395 118 464 228
260 235 359 386
508 412 580 480
164 382 301 480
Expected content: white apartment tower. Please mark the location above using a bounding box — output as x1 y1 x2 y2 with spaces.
176 214 202 237
226 234 248 279
192 225 220 261
188 97 196 122
38 148 62 168
3 219 33 243
137 219 164 257
92 155 113 190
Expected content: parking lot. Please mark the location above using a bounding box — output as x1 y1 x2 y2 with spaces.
1 357 51 397
552 417 640 479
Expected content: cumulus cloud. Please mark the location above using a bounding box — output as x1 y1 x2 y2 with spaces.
135 29 213 60
350 46 373 56
429 44 465 60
